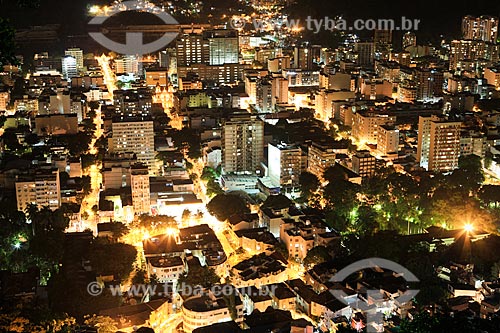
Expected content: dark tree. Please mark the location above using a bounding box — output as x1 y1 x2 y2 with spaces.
132 268 148 285
303 246 332 268
134 214 177 230
206 178 224 197
0 18 17 67
28 206 70 268
178 264 220 288
89 242 137 280
479 185 500 207
299 171 320 199
261 194 292 210
207 194 250 221
449 155 485 195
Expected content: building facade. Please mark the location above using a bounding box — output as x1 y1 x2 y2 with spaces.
221 114 264 174
15 169 61 211
268 143 302 191
131 164 151 215
417 116 462 172
110 117 156 174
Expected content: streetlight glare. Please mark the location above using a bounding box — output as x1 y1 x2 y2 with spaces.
464 223 474 232
166 227 179 236
89 5 100 15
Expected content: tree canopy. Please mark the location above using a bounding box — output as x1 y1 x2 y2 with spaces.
303 246 332 268
0 18 17 67
178 264 220 288
207 194 250 221
88 241 137 279
299 171 320 200
261 194 292 210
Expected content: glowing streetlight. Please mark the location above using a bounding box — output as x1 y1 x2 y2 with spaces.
464 223 474 233
89 5 100 15
166 227 179 236
13 242 21 249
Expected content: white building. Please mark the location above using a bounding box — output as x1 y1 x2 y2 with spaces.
182 289 244 333
61 56 77 81
377 125 399 156
147 256 185 283
65 48 84 72
268 142 302 192
352 112 396 145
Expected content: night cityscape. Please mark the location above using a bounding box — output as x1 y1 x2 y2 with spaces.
3 0 500 332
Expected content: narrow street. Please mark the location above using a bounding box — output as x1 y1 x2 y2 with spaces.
78 58 109 233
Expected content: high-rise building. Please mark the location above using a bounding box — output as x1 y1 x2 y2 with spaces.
176 33 209 67
221 114 264 174
65 48 84 72
61 55 77 80
110 117 156 174
205 29 239 65
417 115 440 169
462 15 499 43
417 116 461 172
131 164 151 215
268 142 302 191
15 169 61 211
402 32 417 50
354 42 375 66
484 66 500 90
307 141 342 179
415 68 444 101
374 30 392 61
377 125 399 155
113 89 153 116
176 63 249 84
449 39 499 71
256 78 273 112
271 75 289 107
352 111 396 145
0 91 9 111
293 46 316 69
268 56 291 73
352 150 376 178
115 55 140 75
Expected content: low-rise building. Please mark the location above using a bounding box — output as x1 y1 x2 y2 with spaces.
352 150 376 178
182 288 244 333
15 168 61 211
280 216 336 262
232 252 287 288
147 256 185 283
235 227 278 253
228 213 260 231
268 282 296 311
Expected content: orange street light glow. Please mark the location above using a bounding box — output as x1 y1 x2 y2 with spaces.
464 223 474 232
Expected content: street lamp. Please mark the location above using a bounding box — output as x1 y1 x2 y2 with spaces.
464 223 474 233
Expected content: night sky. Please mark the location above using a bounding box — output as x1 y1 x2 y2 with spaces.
2 0 500 45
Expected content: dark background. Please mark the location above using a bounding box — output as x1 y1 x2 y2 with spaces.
2 0 500 57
